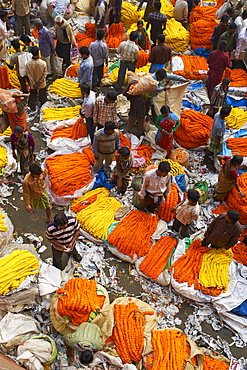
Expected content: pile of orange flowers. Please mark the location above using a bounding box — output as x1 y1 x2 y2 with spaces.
32 27 39 39
232 242 247 265
173 54 208 80
203 355 230 370
146 329 187 370
119 132 131 148
46 152 92 196
223 68 247 87
113 302 154 364
136 50 149 69
56 278 105 326
189 5 217 23
139 236 177 279
107 210 158 258
174 109 213 149
83 146 95 165
75 31 95 49
106 23 124 48
169 239 223 296
50 117 88 141
0 66 10 89
66 63 80 78
226 172 247 224
71 188 107 213
227 137 247 156
158 183 179 223
132 145 155 162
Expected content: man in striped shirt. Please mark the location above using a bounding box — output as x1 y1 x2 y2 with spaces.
46 213 81 270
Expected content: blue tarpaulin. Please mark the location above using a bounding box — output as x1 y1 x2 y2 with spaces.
221 129 247 156
232 299 247 317
92 168 114 190
226 96 247 107
193 48 211 59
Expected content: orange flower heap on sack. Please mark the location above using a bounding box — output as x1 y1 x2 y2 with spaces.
46 152 92 196
66 63 80 78
51 117 88 141
57 278 105 325
136 50 149 69
173 55 208 80
139 236 177 279
113 302 154 364
107 210 158 258
232 242 247 265
203 355 230 370
106 23 124 48
227 172 247 224
223 68 247 87
174 110 213 149
189 5 217 50
158 183 179 223
0 65 10 89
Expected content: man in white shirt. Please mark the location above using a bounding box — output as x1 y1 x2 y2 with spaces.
234 26 247 64
138 161 171 213
174 0 188 29
235 10 247 35
80 83 96 143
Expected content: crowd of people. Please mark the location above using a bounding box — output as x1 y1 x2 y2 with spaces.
0 0 247 368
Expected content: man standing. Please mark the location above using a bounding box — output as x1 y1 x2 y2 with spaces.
93 92 117 129
26 46 47 111
78 46 94 86
33 19 55 76
80 83 96 143
95 0 107 30
46 213 81 270
12 0 31 35
89 29 108 91
92 121 120 177
202 211 242 249
114 31 139 92
147 1 167 45
210 78 230 116
234 26 247 60
138 161 171 213
219 22 237 52
174 0 188 29
211 14 229 50
148 34 172 73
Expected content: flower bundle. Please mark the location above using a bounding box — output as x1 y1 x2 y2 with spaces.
75 32 95 48
199 248 233 291
232 242 247 265
42 105 81 121
158 159 185 176
32 27 39 39
0 249 39 295
136 50 149 69
85 23 97 38
189 18 217 50
139 236 177 279
173 54 208 80
174 109 213 149
46 152 92 196
227 173 247 224
189 4 217 23
160 0 174 18
106 23 124 48
71 187 109 213
147 329 187 370
158 183 179 223
0 213 7 231
225 108 247 130
119 132 131 148
0 146 7 169
50 117 87 141
83 146 95 165
107 210 158 258
0 65 10 89
56 278 105 326
131 145 155 162
66 63 80 78
112 302 154 364
7 69 21 89
121 3 142 29
50 78 82 98
223 68 247 87
203 355 230 370
164 18 189 53
227 137 247 156
0 126 12 136
76 194 122 239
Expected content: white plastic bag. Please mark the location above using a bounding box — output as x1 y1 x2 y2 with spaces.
18 53 32 77
216 0 230 19
51 53 63 76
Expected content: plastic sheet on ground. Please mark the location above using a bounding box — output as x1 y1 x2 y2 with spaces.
47 136 91 151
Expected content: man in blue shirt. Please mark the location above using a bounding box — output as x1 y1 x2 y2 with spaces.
33 19 55 76
78 46 94 86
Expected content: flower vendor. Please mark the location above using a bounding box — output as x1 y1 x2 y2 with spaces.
171 189 200 238
202 210 242 249
112 146 133 194
89 29 108 92
46 212 81 270
93 92 117 129
174 0 189 30
78 46 94 86
136 20 148 50
211 14 229 50
11 125 35 175
138 160 171 213
92 120 120 178
23 163 52 223
219 22 237 52
54 15 77 68
146 1 167 45
80 83 96 143
148 34 172 73
210 78 230 116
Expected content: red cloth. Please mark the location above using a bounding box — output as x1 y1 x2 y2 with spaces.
206 50 231 97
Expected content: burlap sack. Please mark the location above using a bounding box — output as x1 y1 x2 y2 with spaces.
50 284 110 335
127 72 158 95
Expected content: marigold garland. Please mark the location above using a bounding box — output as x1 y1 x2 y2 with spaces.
107 210 158 258
0 249 39 295
174 109 213 149
71 187 109 213
50 78 82 98
225 107 247 130
136 50 149 69
203 355 230 370
0 65 10 89
56 278 105 326
226 172 247 224
106 23 124 48
121 3 142 29
232 242 247 265
83 146 95 165
199 248 233 291
158 159 185 176
46 152 92 196
227 137 247 156
158 183 179 223
0 212 7 231
42 105 81 121
119 132 131 148
190 18 218 50
65 63 80 78
139 236 177 279
164 18 189 52
112 302 154 364
0 146 8 169
75 32 95 48
223 68 247 87
173 54 208 80
131 145 155 162
51 117 87 141
7 69 21 89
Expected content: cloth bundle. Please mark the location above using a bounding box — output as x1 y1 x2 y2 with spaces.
127 72 158 95
0 89 17 113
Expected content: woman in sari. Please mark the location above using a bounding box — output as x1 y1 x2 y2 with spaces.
214 155 246 201
136 20 148 50
155 105 180 156
112 146 132 194
11 126 35 176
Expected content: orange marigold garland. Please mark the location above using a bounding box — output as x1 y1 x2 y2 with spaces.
0 65 10 89
113 302 154 364
158 183 179 222
56 278 105 326
232 242 247 265
139 236 177 279
136 50 149 69
106 23 124 48
51 117 88 141
107 210 158 258
226 172 247 224
203 355 230 370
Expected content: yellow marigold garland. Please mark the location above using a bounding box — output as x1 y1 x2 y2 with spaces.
42 105 81 121
158 159 185 176
225 107 247 130
0 126 12 136
0 146 7 169
121 2 143 29
164 18 190 52
0 213 7 231
49 78 82 98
